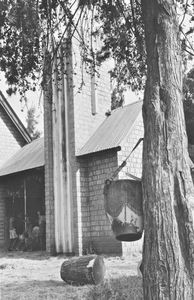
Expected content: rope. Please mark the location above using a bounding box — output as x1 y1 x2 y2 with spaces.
105 138 143 183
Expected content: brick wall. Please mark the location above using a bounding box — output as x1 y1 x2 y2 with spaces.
72 108 144 256
118 112 144 180
69 39 113 254
79 150 122 255
72 38 111 153
44 37 112 254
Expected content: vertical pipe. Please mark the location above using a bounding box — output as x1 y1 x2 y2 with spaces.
91 73 98 115
23 178 27 231
63 40 73 252
52 47 61 252
59 44 68 252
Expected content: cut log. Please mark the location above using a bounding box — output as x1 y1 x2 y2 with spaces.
60 255 106 285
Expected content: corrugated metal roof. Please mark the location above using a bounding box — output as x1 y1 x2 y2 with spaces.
0 137 44 176
77 100 142 156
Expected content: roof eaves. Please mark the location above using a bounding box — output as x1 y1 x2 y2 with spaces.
0 165 44 178
0 91 32 143
77 146 121 157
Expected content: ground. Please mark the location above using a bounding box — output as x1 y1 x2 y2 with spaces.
0 251 143 300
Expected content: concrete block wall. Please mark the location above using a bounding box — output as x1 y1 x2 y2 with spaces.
43 37 112 254
70 38 113 254
79 150 122 255
118 112 144 180
72 38 111 153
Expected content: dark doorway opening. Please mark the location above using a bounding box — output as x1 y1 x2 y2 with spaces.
5 168 45 251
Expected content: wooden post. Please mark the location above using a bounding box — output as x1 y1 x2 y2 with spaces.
23 178 27 231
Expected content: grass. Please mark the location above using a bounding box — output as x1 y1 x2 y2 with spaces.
0 251 143 299
1 276 143 300
86 276 143 300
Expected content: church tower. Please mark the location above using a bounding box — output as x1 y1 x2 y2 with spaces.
44 34 112 254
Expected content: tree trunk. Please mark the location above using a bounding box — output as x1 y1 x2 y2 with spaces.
60 255 106 285
141 1 194 299
43 49 56 254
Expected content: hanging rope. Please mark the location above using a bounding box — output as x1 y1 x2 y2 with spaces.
105 138 143 184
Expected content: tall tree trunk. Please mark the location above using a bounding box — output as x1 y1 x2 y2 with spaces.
141 1 194 299
43 49 56 254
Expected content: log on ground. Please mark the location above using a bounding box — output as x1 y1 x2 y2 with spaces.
60 255 106 285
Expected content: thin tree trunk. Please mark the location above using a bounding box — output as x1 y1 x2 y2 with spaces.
141 1 194 299
43 49 55 254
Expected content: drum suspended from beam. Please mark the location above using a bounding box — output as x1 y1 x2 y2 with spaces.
104 179 143 242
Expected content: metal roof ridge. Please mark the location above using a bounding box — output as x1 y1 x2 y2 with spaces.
0 90 32 143
110 99 143 114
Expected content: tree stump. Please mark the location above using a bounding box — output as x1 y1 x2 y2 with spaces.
60 255 106 285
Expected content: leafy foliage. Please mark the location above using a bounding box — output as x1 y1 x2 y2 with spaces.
0 0 41 99
96 1 146 90
26 106 41 140
183 67 194 102
0 0 146 106
0 0 193 109
78 0 146 108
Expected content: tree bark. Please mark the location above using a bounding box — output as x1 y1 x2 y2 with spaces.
141 1 194 299
43 49 56 254
60 255 106 285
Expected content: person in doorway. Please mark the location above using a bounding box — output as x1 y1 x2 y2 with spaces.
8 216 18 251
37 210 46 250
23 217 33 251
31 225 40 250
15 213 25 250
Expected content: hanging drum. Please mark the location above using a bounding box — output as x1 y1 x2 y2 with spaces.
104 179 143 242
